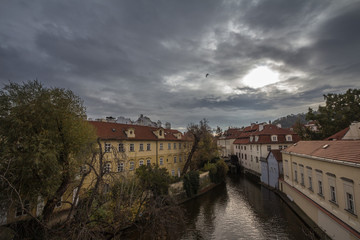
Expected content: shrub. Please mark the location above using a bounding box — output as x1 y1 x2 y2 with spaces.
183 171 200 198
204 160 229 184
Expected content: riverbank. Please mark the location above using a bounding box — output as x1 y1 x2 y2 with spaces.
169 171 222 204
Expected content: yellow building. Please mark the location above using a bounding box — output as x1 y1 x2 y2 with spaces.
280 140 360 240
88 121 192 177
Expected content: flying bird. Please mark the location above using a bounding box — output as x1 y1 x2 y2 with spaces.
205 73 209 78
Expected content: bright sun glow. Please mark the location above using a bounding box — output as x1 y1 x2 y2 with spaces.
242 66 280 88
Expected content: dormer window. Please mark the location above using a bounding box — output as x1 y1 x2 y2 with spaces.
271 135 278 141
159 130 163 136
250 136 253 142
286 135 292 141
255 136 259 142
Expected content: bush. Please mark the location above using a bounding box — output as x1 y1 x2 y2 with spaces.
204 160 228 184
136 165 170 197
183 171 200 198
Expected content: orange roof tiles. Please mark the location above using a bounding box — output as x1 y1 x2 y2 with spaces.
89 121 189 141
282 140 360 164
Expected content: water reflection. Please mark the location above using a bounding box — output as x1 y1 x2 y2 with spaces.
180 175 315 240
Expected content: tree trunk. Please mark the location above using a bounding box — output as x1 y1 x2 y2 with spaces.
181 137 199 175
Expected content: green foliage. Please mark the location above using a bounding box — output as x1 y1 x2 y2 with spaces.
306 89 360 139
183 171 200 198
0 81 96 203
136 164 171 197
204 159 228 184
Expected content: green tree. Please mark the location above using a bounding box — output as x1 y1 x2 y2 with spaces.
0 81 96 228
306 89 360 139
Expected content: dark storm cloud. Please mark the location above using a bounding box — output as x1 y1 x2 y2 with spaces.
1 0 360 129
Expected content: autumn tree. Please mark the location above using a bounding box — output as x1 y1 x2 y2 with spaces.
306 89 360 139
181 119 220 175
0 81 96 236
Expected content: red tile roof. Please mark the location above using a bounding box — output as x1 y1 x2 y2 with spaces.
233 124 299 144
282 140 360 164
325 127 349 140
89 121 189 141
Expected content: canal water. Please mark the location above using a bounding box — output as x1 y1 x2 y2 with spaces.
180 175 316 240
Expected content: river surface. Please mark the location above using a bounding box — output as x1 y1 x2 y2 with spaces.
180 175 316 240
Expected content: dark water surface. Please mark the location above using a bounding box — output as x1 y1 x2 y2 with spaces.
180 175 315 240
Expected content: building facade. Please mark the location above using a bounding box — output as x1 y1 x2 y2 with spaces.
260 150 283 189
280 141 360 240
234 124 299 177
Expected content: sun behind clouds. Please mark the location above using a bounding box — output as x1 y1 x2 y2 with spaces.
242 66 280 89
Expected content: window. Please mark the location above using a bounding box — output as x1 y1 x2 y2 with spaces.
118 162 124 172
272 135 278 141
244 146 246 150
179 156 182 162
139 143 144 151
146 159 151 166
328 174 337 203
293 163 298 182
307 167 313 190
284 160 289 178
330 186 336 202
343 178 356 214
346 193 355 213
103 183 110 194
147 143 151 151
179 143 182 149
16 200 30 217
159 130 163 136
256 145 259 151
174 143 177 149
105 143 111 152
256 157 258 163
171 170 175 176
168 143 171 150
118 143 124 152
160 143 163 150
129 161 135 170
316 170 323 196
245 154 247 160
279 145 283 150
284 145 288 149
130 144 134 152
160 157 164 165
174 156 177 163
286 135 292 141
139 160 144 166
300 165 304 186
104 162 111 173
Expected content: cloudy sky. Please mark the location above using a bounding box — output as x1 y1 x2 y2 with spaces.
1 0 360 130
